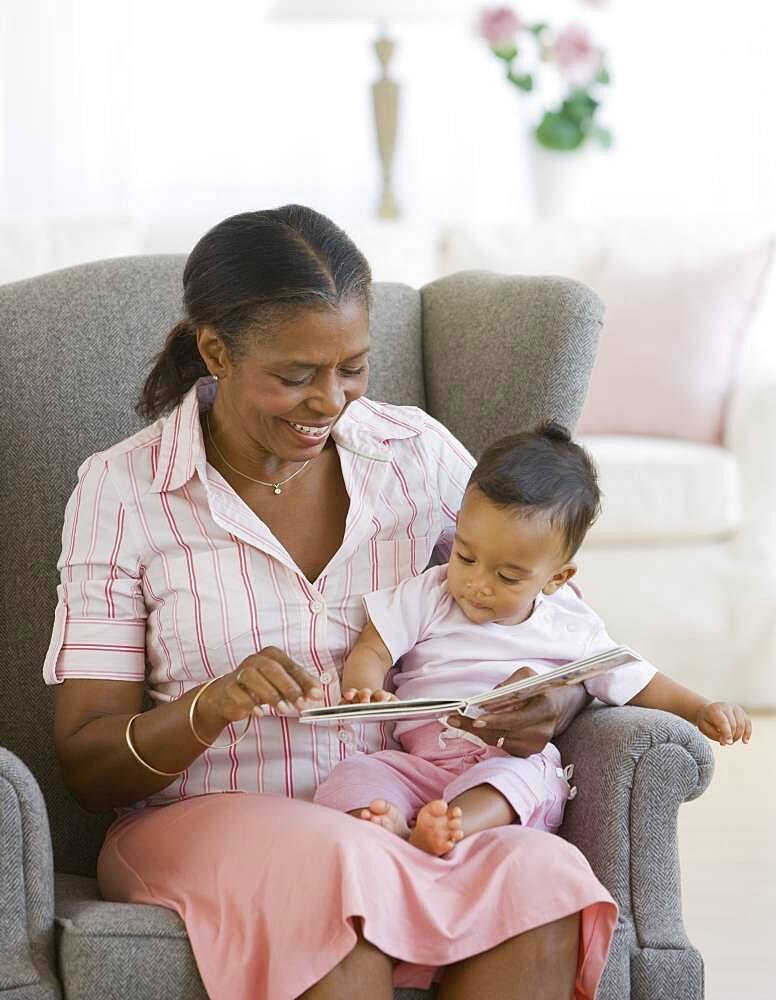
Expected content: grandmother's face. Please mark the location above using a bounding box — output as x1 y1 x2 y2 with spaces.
213 300 370 461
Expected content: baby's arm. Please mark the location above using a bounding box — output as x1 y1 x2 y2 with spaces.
628 672 752 746
341 620 397 704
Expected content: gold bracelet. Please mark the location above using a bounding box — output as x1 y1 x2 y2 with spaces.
188 677 253 749
125 714 185 778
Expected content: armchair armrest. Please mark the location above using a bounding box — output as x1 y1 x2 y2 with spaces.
556 705 714 997
0 747 61 999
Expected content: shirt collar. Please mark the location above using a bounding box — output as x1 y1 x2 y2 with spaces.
149 378 214 494
331 397 423 461
149 380 423 493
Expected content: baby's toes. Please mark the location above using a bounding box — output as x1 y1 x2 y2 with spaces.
368 799 391 817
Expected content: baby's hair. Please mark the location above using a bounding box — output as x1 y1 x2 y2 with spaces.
468 422 601 559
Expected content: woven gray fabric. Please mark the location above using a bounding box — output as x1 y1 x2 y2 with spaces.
631 948 704 1000
595 918 633 1000
0 257 425 878
0 749 60 999
421 270 603 456
367 282 427 408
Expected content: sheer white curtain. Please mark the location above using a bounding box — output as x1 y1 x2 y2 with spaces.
0 0 774 281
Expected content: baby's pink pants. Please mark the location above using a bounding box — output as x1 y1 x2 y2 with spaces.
314 721 575 833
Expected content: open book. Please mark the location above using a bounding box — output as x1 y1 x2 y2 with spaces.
299 645 639 725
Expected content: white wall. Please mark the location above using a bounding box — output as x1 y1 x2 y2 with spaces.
0 0 773 281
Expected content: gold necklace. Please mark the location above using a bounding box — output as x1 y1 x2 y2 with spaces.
206 411 311 495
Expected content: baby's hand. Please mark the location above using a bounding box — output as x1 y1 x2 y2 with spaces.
341 688 399 705
695 701 752 746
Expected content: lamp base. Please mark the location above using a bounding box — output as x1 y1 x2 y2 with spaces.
378 186 399 219
373 32 399 220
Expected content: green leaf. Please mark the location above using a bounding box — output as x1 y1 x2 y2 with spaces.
561 89 598 124
535 112 586 151
595 65 611 85
529 22 549 37
590 125 614 149
507 70 534 93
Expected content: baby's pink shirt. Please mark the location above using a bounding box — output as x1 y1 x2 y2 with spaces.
364 564 656 737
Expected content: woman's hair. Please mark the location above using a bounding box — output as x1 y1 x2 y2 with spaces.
137 205 372 421
468 422 601 559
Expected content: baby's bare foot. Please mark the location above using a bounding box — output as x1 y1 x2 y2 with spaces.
409 800 464 856
354 799 410 838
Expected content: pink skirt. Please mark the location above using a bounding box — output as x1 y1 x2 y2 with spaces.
98 792 617 1000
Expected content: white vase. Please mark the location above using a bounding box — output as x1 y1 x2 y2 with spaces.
528 142 596 221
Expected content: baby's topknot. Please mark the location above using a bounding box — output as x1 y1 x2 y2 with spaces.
537 421 572 444
468 423 600 559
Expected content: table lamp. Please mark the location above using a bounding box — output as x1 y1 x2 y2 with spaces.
268 1 474 219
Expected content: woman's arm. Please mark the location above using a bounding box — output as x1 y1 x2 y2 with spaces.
341 621 395 702
55 648 323 812
55 678 221 811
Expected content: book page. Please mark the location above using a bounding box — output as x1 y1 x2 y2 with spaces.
299 697 463 725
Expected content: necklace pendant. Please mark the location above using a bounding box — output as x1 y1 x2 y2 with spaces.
273 485 282 495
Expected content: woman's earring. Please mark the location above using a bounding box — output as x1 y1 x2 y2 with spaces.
212 373 219 382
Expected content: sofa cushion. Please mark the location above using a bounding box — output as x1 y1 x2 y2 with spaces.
54 872 431 1000
55 872 208 1000
577 243 773 443
579 436 741 544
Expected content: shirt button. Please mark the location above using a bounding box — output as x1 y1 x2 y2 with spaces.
566 623 576 632
319 671 333 685
337 728 353 744
310 599 325 614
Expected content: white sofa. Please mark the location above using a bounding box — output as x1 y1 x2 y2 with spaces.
435 219 776 710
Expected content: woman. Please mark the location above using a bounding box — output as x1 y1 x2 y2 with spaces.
45 205 617 999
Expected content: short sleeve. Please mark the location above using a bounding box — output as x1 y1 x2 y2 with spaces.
363 566 448 663
43 455 147 685
419 415 475 564
583 624 657 705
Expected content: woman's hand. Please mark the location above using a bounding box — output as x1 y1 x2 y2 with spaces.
196 646 324 728
445 667 591 757
696 701 752 746
341 688 399 705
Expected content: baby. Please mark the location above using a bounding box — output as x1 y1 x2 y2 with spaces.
313 423 752 855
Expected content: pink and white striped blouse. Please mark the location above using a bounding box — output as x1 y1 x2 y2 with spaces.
43 378 475 809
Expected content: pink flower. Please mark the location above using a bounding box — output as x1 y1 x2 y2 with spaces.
582 0 610 8
551 24 602 84
479 7 523 48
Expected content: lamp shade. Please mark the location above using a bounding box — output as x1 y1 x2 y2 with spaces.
268 1 475 22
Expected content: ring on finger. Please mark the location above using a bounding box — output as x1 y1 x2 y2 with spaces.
236 667 248 686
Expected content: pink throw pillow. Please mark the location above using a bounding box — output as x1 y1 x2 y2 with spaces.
577 243 774 443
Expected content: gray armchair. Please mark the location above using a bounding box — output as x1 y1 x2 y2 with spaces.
0 257 714 1000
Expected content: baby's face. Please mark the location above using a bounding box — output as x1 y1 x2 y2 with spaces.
446 486 576 626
